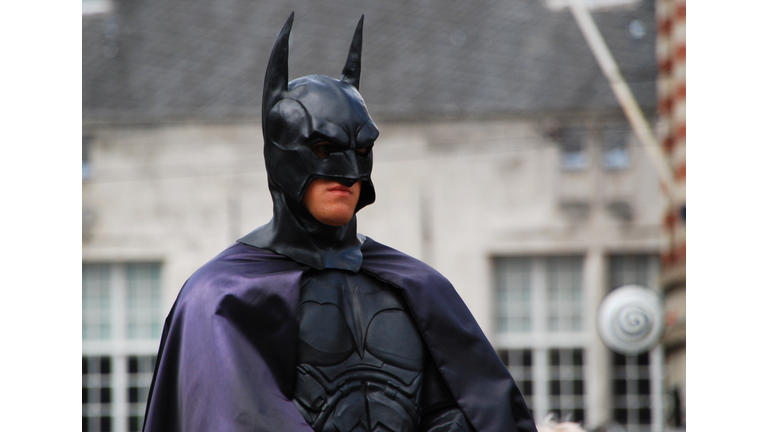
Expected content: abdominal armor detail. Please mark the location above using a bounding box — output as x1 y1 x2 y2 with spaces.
293 270 426 432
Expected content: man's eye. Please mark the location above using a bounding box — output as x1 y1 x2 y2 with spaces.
311 142 336 159
355 147 372 157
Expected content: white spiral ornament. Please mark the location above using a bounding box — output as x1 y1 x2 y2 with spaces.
597 285 664 354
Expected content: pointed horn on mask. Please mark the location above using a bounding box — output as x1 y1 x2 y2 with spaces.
340 15 364 90
263 12 294 122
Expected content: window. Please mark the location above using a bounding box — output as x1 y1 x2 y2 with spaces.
546 257 583 332
83 0 112 15
82 357 112 432
83 263 111 339
559 126 589 171
611 352 652 430
126 264 163 339
495 256 586 423
127 356 157 431
602 122 630 170
495 258 532 333
497 349 534 416
548 348 585 423
495 254 662 428
83 263 163 432
496 256 584 335
608 255 661 432
83 136 92 180
609 255 654 289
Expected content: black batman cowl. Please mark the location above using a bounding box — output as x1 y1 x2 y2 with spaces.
238 13 378 272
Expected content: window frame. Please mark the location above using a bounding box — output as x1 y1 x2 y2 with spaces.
601 121 632 171
494 256 589 423
83 262 163 432
558 125 590 172
82 135 92 180
607 254 664 432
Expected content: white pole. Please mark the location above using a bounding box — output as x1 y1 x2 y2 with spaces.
567 0 675 197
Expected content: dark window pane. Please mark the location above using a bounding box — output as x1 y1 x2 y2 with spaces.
83 357 88 374
83 416 88 432
129 416 141 432
602 122 630 170
638 379 651 395
523 350 532 366
613 379 627 395
497 350 509 366
549 380 561 396
639 407 652 424
523 380 533 396
83 387 88 403
129 387 139 403
83 136 92 179
128 356 138 374
612 352 626 366
549 350 560 366
100 416 112 432
573 350 583 366
638 352 650 365
613 408 628 423
100 387 111 404
100 357 111 375
573 408 585 423
573 380 584 395
559 126 588 170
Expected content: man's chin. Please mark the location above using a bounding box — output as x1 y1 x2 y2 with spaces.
315 210 355 227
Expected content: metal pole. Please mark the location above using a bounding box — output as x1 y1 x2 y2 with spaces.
567 0 675 197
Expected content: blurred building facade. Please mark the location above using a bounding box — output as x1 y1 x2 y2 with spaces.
82 0 670 431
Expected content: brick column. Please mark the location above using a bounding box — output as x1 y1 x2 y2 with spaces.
656 0 686 429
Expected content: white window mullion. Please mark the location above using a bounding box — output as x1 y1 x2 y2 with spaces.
530 260 548 423
585 250 609 428
532 348 548 424
650 345 664 432
112 264 128 432
113 355 128 432
531 259 546 338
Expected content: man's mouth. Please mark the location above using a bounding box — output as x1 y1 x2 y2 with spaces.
327 184 353 194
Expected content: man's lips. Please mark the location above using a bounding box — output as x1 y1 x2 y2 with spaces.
327 184 353 194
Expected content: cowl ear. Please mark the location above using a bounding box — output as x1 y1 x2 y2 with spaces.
340 15 364 90
263 12 294 123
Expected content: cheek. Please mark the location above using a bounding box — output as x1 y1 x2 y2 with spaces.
301 183 324 212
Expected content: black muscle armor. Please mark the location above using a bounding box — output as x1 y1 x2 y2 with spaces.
293 269 426 432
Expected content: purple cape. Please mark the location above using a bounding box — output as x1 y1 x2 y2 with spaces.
143 237 536 432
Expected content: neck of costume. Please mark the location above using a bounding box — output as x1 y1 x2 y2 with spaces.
239 187 364 272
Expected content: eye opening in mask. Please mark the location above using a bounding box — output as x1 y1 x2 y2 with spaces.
310 141 341 160
355 146 372 158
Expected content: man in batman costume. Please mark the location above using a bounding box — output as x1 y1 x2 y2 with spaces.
143 13 536 432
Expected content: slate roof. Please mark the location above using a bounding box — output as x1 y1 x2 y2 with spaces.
83 0 657 124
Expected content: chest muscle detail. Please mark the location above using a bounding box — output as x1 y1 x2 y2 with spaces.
294 269 428 432
297 270 424 371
